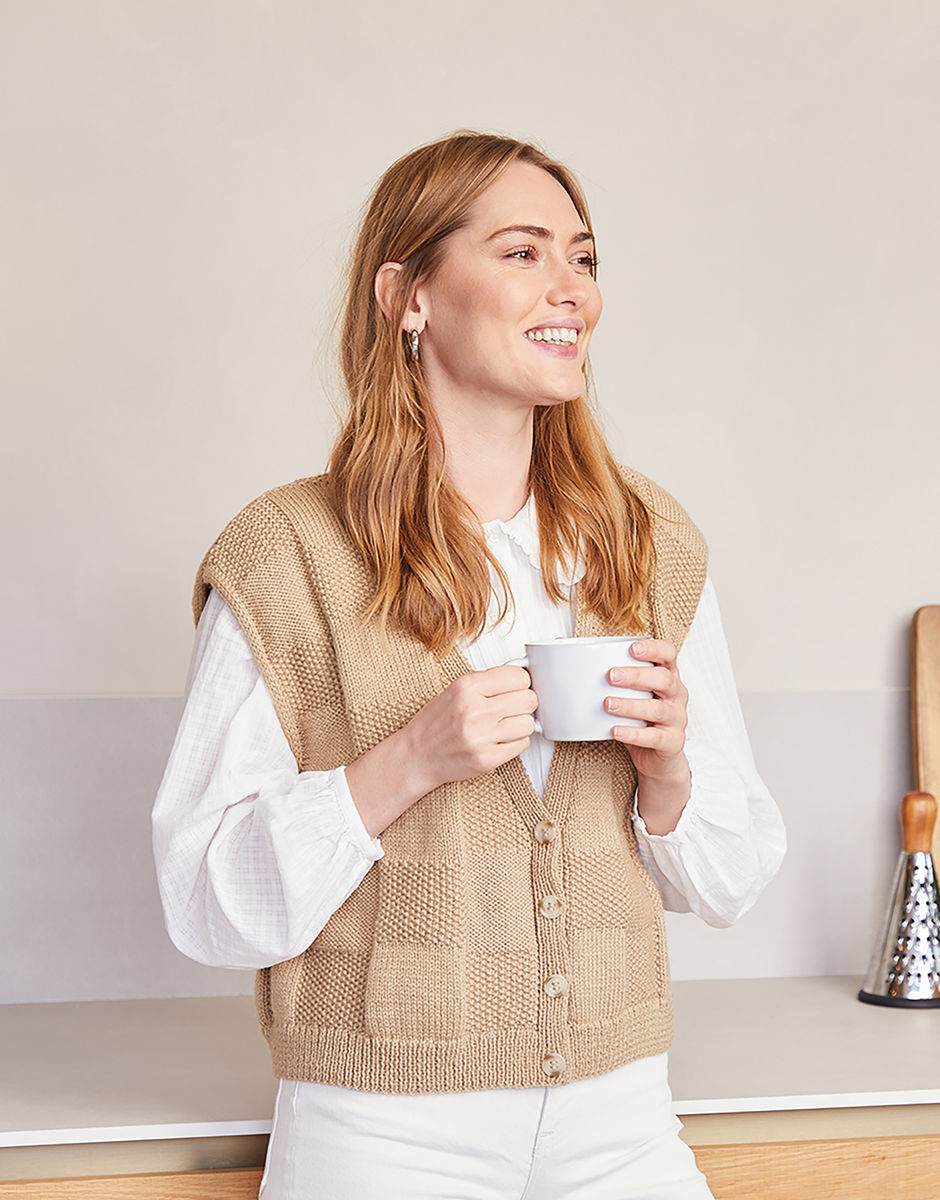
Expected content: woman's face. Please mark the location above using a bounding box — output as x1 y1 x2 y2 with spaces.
410 160 602 418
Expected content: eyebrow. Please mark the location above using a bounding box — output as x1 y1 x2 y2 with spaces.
484 224 594 246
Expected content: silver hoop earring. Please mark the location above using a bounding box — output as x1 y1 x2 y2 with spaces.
410 329 420 360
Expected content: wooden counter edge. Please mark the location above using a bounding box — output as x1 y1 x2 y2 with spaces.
0 1167 264 1199
694 1132 940 1200
3 1135 939 1200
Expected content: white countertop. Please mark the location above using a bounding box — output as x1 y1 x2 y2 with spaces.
2 976 939 1149
670 975 940 1115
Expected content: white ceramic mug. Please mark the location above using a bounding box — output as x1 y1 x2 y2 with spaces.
510 635 654 742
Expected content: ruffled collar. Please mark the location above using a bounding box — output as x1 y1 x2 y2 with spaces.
482 493 586 585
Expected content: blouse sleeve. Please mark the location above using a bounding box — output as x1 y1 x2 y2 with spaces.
631 576 786 927
151 586 383 970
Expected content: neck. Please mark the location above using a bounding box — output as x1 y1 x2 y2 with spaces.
432 400 534 523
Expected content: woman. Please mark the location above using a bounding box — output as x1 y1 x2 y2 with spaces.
153 131 785 1199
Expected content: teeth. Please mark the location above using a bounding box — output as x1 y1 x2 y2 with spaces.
525 327 579 345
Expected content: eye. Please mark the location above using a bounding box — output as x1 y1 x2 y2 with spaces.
574 253 599 271
507 245 538 261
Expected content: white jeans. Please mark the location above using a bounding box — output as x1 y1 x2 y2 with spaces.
258 1052 713 1200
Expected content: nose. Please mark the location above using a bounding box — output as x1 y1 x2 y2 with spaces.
544 254 593 310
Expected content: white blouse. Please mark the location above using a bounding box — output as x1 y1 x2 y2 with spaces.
152 495 785 972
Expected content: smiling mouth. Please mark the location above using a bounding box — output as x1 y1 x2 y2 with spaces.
524 328 579 345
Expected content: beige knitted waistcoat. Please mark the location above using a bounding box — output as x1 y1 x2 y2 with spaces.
193 467 707 1093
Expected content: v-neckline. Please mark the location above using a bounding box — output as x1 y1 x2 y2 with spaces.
436 578 590 827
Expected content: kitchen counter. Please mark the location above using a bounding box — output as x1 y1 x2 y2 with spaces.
2 975 939 1182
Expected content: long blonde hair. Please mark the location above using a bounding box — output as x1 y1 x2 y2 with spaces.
329 131 653 653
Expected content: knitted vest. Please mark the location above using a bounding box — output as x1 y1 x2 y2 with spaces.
193 467 707 1093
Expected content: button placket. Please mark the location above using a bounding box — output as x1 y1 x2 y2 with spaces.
530 812 570 1082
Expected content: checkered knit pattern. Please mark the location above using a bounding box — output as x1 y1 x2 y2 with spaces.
192 468 707 1093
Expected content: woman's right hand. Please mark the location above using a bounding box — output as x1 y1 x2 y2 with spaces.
404 665 538 793
345 666 537 837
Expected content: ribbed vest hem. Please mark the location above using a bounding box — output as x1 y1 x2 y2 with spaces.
265 999 673 1093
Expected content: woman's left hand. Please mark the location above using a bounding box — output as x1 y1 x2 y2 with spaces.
605 638 689 784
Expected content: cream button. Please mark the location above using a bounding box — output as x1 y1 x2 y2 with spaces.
541 1052 566 1078
539 895 563 919
543 974 569 998
534 820 557 844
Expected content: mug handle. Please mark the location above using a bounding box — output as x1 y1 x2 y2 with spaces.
506 656 543 736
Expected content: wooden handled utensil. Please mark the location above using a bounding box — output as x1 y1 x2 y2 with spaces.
901 791 937 854
912 605 940 865
857 605 940 1006
858 789 940 1006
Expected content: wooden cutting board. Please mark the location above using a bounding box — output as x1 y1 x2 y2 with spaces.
912 605 940 864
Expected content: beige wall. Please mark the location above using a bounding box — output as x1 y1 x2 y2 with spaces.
4 0 938 697
2 1 938 1000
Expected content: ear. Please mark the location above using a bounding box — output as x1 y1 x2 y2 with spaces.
374 261 425 333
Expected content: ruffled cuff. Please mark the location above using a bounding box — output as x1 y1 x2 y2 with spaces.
332 767 385 862
631 755 785 928
632 781 698 845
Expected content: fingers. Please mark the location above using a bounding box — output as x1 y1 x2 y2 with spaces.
488 735 533 771
608 639 682 700
606 639 688 767
475 664 533 697
455 672 537 718
446 672 537 758
490 689 538 744
609 665 675 697
604 695 677 726
496 713 538 744
610 720 684 761
607 705 685 754
627 638 677 667
607 702 683 761
461 668 537 723
492 683 538 717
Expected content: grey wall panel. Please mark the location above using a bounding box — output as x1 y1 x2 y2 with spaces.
0 689 914 1003
665 688 909 980
1 698 251 1004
